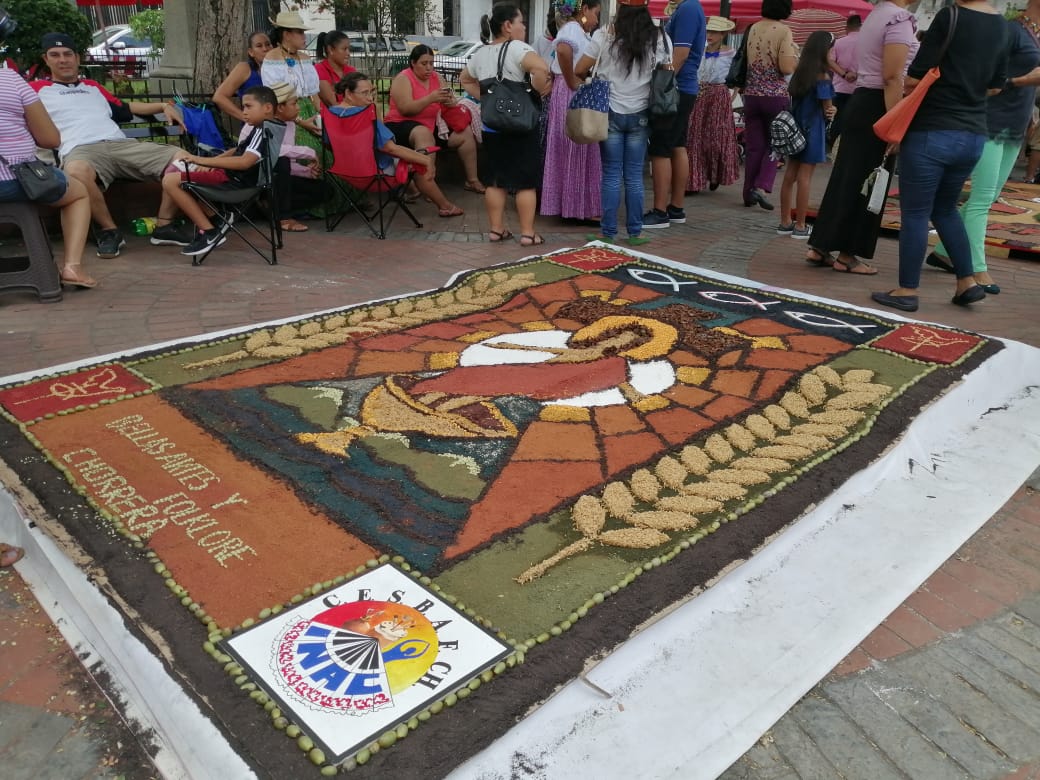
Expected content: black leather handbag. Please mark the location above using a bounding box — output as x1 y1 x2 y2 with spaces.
0 153 65 203
479 40 541 134
649 36 679 127
725 23 755 89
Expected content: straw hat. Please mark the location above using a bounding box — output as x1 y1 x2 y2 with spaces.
706 16 736 32
269 11 310 30
270 81 297 104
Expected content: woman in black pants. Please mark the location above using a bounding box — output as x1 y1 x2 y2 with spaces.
805 0 919 275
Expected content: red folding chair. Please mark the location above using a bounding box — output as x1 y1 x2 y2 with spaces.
321 103 423 239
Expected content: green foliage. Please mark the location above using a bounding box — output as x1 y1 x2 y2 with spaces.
1 0 92 73
128 9 165 51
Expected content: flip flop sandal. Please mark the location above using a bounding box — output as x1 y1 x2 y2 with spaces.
833 257 878 275
489 230 514 242
1 544 25 568
280 220 310 232
438 205 464 218
464 181 486 194
805 248 835 267
519 234 545 247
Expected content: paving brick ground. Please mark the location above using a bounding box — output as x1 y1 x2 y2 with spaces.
1 164 1038 778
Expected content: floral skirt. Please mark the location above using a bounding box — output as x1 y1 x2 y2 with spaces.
686 83 741 192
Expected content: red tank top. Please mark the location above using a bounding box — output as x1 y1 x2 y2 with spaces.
384 67 441 129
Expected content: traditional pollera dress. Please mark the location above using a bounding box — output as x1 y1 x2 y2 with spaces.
686 46 741 192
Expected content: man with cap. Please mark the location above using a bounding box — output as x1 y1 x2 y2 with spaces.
30 32 189 257
643 0 706 229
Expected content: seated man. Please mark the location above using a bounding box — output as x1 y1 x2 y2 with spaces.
160 85 278 257
30 32 188 258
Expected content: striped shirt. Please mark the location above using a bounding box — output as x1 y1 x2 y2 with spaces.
0 69 42 182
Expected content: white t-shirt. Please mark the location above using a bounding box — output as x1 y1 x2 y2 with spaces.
30 79 127 158
582 28 672 114
551 21 592 75
466 40 535 83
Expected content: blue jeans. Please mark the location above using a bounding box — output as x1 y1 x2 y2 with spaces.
599 110 649 238
897 129 984 289
0 169 69 204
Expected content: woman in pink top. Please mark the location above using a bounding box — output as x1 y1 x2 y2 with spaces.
384 45 482 216
805 0 919 274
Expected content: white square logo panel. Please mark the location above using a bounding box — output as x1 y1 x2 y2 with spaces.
225 564 513 761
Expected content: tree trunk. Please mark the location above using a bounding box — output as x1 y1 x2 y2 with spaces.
193 0 251 94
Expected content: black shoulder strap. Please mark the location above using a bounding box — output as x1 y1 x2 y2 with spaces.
936 4 959 65
496 40 511 81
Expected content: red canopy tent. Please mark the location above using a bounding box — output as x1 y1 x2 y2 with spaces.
648 0 875 32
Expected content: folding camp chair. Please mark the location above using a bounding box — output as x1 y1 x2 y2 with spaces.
170 95 229 157
180 119 286 266
322 103 423 239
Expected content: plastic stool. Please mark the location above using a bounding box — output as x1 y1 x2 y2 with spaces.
0 201 62 303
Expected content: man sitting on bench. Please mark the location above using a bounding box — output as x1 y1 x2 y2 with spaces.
30 32 189 258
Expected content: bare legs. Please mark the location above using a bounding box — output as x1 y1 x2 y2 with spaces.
483 186 537 241
53 176 95 287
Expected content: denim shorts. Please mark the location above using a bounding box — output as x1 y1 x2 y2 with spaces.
0 169 69 205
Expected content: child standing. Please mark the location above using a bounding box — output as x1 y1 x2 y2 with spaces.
161 85 278 256
778 31 837 240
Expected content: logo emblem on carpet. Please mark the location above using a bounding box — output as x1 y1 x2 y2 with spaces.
0 364 154 423
224 564 511 761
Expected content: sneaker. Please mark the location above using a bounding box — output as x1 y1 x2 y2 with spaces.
666 205 686 224
791 225 812 240
212 211 236 236
96 229 126 258
626 235 651 246
181 227 227 257
642 209 670 229
776 222 794 235
150 222 194 246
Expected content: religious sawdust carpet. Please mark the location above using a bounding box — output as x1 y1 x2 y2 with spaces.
0 247 1002 778
808 179 1040 257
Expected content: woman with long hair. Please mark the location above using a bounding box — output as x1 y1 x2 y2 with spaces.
686 15 740 194
777 31 836 239
460 3 552 245
383 44 483 214
575 0 669 244
805 0 918 274
541 0 603 222
212 31 273 123
924 7 1040 296
262 11 321 153
739 0 798 210
314 30 357 108
871 0 1008 312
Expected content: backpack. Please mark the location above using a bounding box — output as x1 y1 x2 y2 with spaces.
770 110 806 158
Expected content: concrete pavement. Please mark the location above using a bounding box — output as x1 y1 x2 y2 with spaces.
1 165 1038 779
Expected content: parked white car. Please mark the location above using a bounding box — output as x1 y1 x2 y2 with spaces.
87 25 157 61
432 40 482 77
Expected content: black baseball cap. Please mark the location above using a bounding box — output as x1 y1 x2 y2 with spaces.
41 32 76 52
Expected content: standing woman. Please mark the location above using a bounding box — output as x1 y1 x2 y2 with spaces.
541 0 603 222
740 0 798 210
213 31 273 123
576 0 669 245
314 30 356 108
925 9 1040 295
806 0 919 274
871 0 1007 312
262 11 321 153
686 16 740 194
461 3 552 246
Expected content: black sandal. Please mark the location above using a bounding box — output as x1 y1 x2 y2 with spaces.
806 248 835 267
489 230 514 243
519 234 545 247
